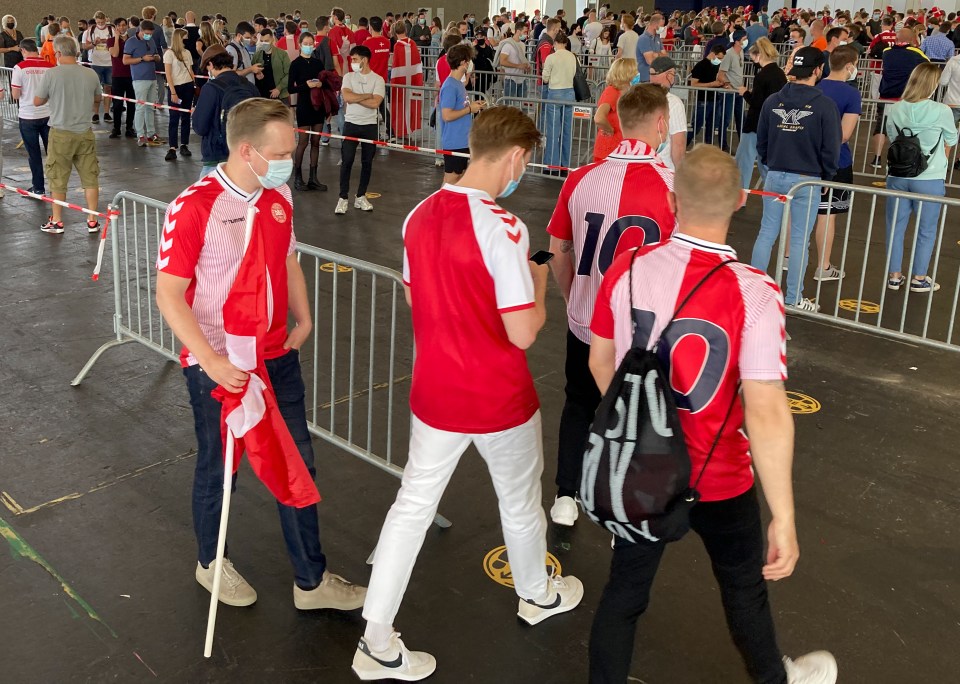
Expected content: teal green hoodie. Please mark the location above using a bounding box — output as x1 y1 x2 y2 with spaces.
885 99 959 180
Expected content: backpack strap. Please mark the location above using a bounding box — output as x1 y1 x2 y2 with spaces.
690 383 739 493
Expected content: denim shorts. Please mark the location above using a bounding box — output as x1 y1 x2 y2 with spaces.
91 64 112 86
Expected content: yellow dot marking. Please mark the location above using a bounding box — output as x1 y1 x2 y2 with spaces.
787 391 821 415
320 262 353 273
483 545 562 588
837 299 880 315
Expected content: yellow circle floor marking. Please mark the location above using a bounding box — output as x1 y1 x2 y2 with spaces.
837 299 880 315
319 263 353 273
365 192 382 199
483 545 562 588
787 391 821 415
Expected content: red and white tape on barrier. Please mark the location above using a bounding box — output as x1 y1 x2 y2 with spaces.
0 182 120 281
103 92 195 114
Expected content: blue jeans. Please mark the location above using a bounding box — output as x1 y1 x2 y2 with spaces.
751 170 819 305
544 88 575 170
504 79 527 99
19 117 50 192
184 349 327 589
717 91 743 151
884 176 946 277
735 131 759 189
688 93 717 146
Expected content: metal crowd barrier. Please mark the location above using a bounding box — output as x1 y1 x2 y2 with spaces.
72 190 450 527
0 66 21 125
497 94 598 174
772 179 960 351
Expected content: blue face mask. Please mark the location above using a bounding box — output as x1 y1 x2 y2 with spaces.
301 44 314 56
630 73 641 86
498 154 525 198
143 32 152 41
250 148 293 189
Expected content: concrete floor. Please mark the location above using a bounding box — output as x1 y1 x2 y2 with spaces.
1 125 959 684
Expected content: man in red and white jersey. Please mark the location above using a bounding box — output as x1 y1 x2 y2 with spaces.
352 107 583 683
155 99 366 614
545 84 676 527
588 145 838 684
10 38 53 195
328 6 355 76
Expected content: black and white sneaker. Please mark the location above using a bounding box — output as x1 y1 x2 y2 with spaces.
870 155 882 169
351 633 436 681
517 573 584 626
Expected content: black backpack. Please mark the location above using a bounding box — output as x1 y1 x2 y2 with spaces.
209 76 258 151
887 125 942 179
580 253 737 544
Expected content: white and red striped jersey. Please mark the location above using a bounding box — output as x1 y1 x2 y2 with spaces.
10 57 53 120
591 234 787 502
156 166 297 367
402 184 539 433
547 139 676 344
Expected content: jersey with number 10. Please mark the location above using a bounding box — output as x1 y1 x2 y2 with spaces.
546 139 676 344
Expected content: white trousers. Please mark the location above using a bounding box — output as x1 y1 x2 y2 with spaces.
362 411 549 626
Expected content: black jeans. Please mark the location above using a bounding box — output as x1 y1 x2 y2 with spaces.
589 488 787 684
183 349 327 589
339 121 378 200
556 330 601 495
167 82 194 148
19 117 49 192
111 75 135 133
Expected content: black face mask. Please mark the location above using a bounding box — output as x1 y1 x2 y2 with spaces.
5 23 13 29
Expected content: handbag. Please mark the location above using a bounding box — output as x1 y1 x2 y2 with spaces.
573 59 590 102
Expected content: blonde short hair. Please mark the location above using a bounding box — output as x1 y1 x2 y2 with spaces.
674 145 742 221
226 98 294 151
749 37 778 63
607 58 638 89
902 62 942 103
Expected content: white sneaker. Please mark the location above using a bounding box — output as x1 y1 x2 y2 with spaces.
335 198 349 215
787 298 820 313
517 574 584 626
195 559 257 607
352 633 436 681
355 195 374 211
813 265 844 281
784 651 838 684
293 570 366 610
549 495 578 526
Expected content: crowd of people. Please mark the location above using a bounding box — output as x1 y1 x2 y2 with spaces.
4 6 959 682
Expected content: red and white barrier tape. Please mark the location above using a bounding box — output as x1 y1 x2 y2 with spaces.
103 92 194 114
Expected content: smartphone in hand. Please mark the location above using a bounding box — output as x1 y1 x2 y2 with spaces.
530 250 554 266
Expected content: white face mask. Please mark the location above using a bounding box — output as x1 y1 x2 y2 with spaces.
838 40 847 45
351 61 362 72
848 65 858 81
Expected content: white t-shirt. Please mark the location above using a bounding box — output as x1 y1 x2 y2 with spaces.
163 49 193 86
10 58 53 119
342 70 386 125
500 40 525 82
86 26 115 67
617 30 639 60
658 92 688 171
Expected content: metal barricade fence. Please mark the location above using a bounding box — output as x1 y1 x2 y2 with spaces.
771 179 960 351
384 82 489 155
0 66 20 125
72 190 450 527
497 94 597 174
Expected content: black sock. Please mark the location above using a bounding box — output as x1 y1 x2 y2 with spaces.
557 488 577 499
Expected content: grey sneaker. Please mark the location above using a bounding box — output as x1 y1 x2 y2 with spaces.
813 265 844 281
335 198 349 215
195 559 257 607
354 195 374 211
517 574 583 626
293 570 366 610
784 651 838 683
352 633 436 681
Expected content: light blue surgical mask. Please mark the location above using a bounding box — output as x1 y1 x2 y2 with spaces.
498 154 525 198
656 120 667 156
710 57 721 65
143 32 152 40
250 148 293 189
630 73 641 86
301 44 314 56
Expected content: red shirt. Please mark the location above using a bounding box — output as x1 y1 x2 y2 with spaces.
536 39 553 84
365 36 391 81
156 166 297 367
353 28 371 46
592 235 787 501
547 139 676 344
276 32 301 50
403 185 540 433
328 23 355 71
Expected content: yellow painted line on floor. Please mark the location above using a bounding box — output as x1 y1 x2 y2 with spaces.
1 449 196 518
0 515 117 638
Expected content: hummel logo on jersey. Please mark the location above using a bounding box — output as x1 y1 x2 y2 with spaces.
506 228 521 243
772 108 814 127
357 639 403 668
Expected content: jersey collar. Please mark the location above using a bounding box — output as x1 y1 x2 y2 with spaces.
441 183 494 201
606 139 658 161
671 233 738 258
214 164 264 203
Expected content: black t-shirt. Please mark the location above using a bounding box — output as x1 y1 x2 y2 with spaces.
185 25 201 61
690 58 720 84
257 52 276 96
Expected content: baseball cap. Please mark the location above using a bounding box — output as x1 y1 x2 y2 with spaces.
790 46 824 77
650 55 677 74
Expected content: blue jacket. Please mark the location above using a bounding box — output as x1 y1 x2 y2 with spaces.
757 82 841 180
192 72 259 164
879 45 929 98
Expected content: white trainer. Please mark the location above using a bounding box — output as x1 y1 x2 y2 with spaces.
195 559 257 607
335 198 349 215
517 574 584 626
293 570 366 610
355 195 374 211
549 495 578 526
784 651 838 684
352 633 436 681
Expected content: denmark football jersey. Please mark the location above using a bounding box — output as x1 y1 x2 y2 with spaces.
156 166 297 367
591 234 787 501
547 139 676 344
403 184 539 433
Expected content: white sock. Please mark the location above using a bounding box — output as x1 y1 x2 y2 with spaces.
364 621 396 655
